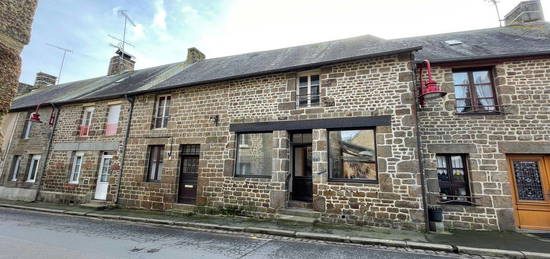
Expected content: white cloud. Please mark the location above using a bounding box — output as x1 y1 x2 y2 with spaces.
152 0 167 30
131 23 146 41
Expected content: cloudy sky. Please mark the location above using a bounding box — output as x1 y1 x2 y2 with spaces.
20 0 549 85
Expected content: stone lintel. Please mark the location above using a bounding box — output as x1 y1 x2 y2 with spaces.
427 144 477 154
498 142 550 154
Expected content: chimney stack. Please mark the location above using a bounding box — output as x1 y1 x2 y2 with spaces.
108 49 135 75
34 72 57 88
186 47 205 64
504 0 545 26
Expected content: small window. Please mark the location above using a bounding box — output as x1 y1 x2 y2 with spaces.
69 152 84 184
26 154 41 183
296 72 320 108
452 69 498 113
328 129 377 182
235 132 273 177
22 113 33 139
436 154 471 202
105 104 121 136
153 96 171 129
80 107 94 136
146 145 164 181
10 155 22 181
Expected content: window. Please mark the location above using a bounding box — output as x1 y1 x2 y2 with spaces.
153 95 171 129
436 154 471 202
22 113 33 139
80 107 94 136
26 154 41 183
296 72 320 107
146 145 164 181
235 132 273 177
328 129 377 182
69 152 84 184
453 69 498 113
105 104 121 136
10 155 22 181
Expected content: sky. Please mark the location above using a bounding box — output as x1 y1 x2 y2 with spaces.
19 0 550 85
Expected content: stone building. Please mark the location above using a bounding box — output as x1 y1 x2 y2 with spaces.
2 1 550 232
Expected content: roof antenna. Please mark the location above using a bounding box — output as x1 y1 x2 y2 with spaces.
45 43 73 84
110 10 136 64
485 0 503 27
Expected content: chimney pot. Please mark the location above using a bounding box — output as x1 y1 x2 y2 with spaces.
108 49 135 75
186 47 205 64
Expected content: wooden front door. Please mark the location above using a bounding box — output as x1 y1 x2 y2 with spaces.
507 155 550 230
292 145 313 202
94 154 112 200
178 144 200 205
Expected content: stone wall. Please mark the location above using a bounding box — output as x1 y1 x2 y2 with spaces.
38 99 129 204
119 53 426 230
418 57 550 231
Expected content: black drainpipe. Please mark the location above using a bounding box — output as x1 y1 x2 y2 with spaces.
410 54 431 232
115 95 135 205
34 106 61 201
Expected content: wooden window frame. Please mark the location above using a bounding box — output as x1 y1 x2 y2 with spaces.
234 132 273 178
69 152 84 184
436 154 472 204
80 107 95 136
296 71 321 108
26 154 41 183
327 128 378 184
10 155 22 181
105 104 122 136
22 113 33 139
146 145 164 182
452 67 499 114
152 95 171 129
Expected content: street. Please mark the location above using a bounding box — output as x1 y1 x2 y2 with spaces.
0 207 462 259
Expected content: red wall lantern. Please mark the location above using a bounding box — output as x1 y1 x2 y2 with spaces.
29 103 56 126
418 60 446 107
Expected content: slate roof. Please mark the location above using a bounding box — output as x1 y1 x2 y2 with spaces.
11 22 550 111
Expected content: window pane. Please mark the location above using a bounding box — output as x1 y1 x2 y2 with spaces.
452 72 469 85
437 169 449 181
310 75 319 86
450 156 463 168
157 97 166 118
474 85 494 98
436 156 447 168
478 98 495 111
299 76 308 88
473 71 490 84
236 133 273 176
107 105 121 124
164 96 171 118
454 85 469 99
329 129 376 180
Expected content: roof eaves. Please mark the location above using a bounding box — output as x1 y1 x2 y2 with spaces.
415 49 550 64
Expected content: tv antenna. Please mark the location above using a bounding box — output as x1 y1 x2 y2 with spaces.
45 43 73 84
110 10 136 62
485 0 503 27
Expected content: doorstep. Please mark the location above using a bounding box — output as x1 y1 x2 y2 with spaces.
80 200 108 210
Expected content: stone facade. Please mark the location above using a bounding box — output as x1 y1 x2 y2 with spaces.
117 53 426 230
418 57 550 231
38 99 130 205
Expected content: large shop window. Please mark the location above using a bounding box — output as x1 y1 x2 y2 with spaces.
328 129 377 182
296 72 320 108
452 69 498 113
436 154 471 202
69 152 84 184
153 95 171 129
26 154 41 183
235 132 273 177
146 145 164 181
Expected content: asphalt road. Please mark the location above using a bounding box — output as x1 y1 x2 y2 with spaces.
0 207 461 259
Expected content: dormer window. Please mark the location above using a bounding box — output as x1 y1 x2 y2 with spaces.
296 72 320 108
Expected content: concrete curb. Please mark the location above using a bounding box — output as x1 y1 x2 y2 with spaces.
1 203 548 258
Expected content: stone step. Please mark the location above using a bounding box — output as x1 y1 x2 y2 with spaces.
168 203 196 214
287 200 313 209
277 214 318 224
80 200 107 210
279 207 320 218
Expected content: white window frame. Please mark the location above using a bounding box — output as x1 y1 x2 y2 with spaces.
296 71 321 108
26 154 41 183
10 155 22 181
105 104 122 135
69 152 84 184
23 113 33 139
153 95 171 129
81 107 95 136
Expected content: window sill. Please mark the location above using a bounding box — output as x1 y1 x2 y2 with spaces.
454 111 502 116
328 178 378 184
68 182 79 185
234 175 271 179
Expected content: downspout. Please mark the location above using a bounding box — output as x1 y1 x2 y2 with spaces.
114 94 135 205
410 53 431 232
34 106 61 201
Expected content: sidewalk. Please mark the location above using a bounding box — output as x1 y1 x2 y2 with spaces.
1 199 549 258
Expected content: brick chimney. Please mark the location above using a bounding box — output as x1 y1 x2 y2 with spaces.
34 72 57 88
108 49 135 75
504 0 545 26
186 47 205 64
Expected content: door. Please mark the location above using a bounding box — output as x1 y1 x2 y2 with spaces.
507 155 550 230
292 145 313 202
178 144 200 204
94 154 113 200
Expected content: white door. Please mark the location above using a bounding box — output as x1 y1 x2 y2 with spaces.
94 154 113 200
